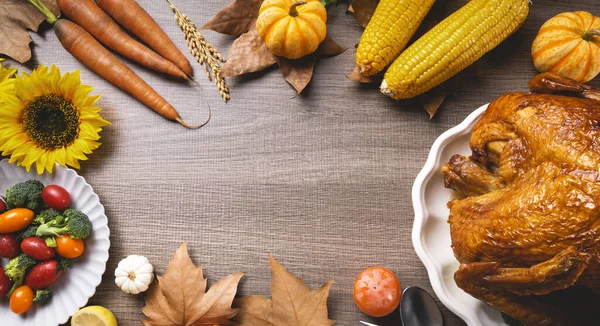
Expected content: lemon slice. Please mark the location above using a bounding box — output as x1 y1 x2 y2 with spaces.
71 306 118 326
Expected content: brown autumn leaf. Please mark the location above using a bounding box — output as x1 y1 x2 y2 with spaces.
348 0 379 28
221 29 276 78
422 90 447 119
206 0 345 94
274 36 346 93
234 254 335 325
202 0 263 36
142 242 244 326
276 55 317 94
319 35 347 57
0 0 60 63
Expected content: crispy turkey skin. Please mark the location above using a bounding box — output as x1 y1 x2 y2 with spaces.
443 73 600 325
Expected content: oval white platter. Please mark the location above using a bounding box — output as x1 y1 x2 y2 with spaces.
412 104 509 326
0 160 110 326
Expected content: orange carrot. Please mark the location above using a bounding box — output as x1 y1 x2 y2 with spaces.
57 0 187 80
54 19 203 129
95 0 193 76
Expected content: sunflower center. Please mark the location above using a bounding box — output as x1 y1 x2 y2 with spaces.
22 94 80 149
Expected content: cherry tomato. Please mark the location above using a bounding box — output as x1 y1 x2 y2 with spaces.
353 266 402 317
0 233 20 258
0 208 34 233
0 200 6 212
56 235 84 258
21 237 56 260
26 260 63 289
42 185 71 211
10 285 33 314
0 267 12 298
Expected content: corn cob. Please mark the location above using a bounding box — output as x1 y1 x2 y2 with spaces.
381 0 529 100
355 0 435 77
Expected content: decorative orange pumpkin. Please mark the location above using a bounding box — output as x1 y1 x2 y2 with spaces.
256 0 327 59
532 11 600 82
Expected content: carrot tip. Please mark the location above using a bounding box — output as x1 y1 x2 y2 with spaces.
190 76 201 87
175 105 211 129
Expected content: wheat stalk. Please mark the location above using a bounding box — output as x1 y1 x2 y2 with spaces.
168 0 229 102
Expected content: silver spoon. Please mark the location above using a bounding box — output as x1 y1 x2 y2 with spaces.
359 286 443 326
400 286 443 326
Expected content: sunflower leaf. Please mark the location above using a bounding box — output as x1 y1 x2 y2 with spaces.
0 0 60 63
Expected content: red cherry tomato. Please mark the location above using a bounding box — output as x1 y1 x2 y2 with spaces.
42 185 71 211
0 233 20 258
26 260 63 289
0 267 12 298
0 200 6 213
21 237 56 260
10 285 33 314
353 266 402 317
56 235 84 258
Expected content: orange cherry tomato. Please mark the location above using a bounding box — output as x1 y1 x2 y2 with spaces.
0 208 34 233
353 266 402 317
56 235 85 258
10 285 34 314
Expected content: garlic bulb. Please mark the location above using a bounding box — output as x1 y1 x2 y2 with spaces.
115 255 154 294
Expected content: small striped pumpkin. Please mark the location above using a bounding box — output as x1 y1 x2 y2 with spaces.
532 11 600 83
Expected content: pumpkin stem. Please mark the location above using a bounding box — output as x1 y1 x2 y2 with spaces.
583 28 600 41
289 1 307 17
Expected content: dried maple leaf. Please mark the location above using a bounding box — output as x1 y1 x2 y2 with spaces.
202 0 263 36
0 0 60 63
234 254 335 326
221 29 277 78
142 242 244 326
348 0 379 28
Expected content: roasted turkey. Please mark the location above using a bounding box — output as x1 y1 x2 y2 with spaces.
443 73 600 325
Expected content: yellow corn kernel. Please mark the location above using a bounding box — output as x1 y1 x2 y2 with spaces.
381 0 529 100
355 0 436 77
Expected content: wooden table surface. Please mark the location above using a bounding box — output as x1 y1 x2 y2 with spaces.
11 0 599 325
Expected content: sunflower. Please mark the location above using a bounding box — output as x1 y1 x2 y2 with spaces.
0 65 110 174
0 59 17 100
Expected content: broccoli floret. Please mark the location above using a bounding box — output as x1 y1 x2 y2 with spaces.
16 225 39 241
33 289 52 304
34 209 62 225
5 254 37 297
58 257 74 272
4 180 45 211
36 208 92 240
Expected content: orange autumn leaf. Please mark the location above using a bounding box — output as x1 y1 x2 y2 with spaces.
142 242 244 326
234 254 335 326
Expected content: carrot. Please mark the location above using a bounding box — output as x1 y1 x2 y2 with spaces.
29 0 204 128
95 0 193 76
55 19 206 128
56 0 187 80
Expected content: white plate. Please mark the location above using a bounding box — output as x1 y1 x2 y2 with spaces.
0 160 110 326
412 104 509 326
